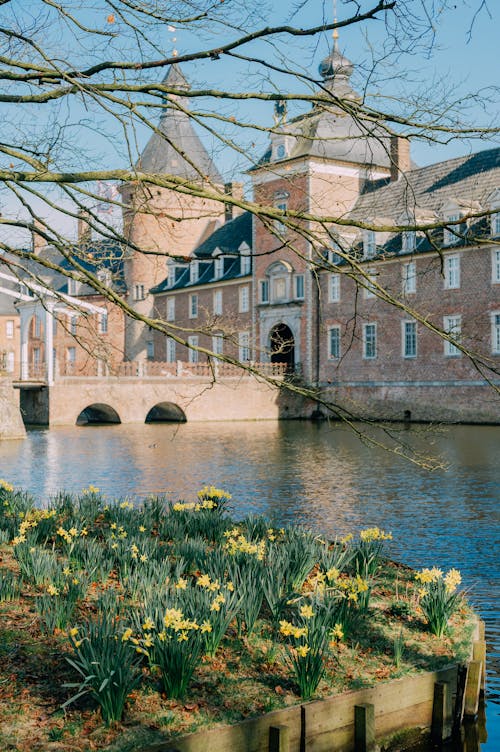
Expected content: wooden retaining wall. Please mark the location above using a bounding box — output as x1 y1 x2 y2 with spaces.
143 620 485 752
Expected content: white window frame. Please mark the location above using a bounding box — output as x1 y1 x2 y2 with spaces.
189 261 199 284
402 261 417 295
68 278 77 296
212 334 224 356
239 285 249 313
6 320 14 339
166 296 175 321
329 273 340 303
98 312 108 335
363 230 376 258
188 335 199 363
213 289 223 315
402 320 417 358
166 337 176 363
238 331 250 362
444 254 460 289
491 248 500 284
214 256 224 280
259 279 269 304
364 271 377 299
294 274 305 300
240 252 251 276
275 201 287 234
401 230 416 253
491 312 500 354
146 340 154 360
363 323 377 359
133 283 145 301
328 326 341 359
189 293 198 319
443 315 462 357
492 211 500 237
66 346 76 363
443 214 461 247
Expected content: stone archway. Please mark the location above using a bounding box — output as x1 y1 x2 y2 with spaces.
76 403 121 425
269 323 295 369
145 402 187 423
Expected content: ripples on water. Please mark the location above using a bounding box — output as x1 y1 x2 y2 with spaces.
1 420 499 749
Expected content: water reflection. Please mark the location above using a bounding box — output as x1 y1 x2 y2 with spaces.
0 420 498 750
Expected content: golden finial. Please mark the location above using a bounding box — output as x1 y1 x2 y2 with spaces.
333 0 339 50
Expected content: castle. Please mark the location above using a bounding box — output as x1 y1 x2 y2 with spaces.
2 46 500 424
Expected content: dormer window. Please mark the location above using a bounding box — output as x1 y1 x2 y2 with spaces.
363 230 376 258
277 144 286 159
97 269 112 286
189 261 199 284
68 278 77 296
401 231 416 253
443 214 461 246
492 211 500 237
240 248 251 276
214 256 224 280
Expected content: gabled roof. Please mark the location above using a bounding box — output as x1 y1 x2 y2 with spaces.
137 64 224 184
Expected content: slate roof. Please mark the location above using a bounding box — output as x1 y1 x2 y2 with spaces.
137 64 224 184
347 146 500 257
151 211 252 293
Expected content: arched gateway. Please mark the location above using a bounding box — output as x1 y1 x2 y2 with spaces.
269 323 295 370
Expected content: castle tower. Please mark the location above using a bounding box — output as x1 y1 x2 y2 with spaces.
122 63 225 361
250 43 399 382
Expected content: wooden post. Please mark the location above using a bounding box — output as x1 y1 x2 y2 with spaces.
453 663 468 734
472 640 486 694
464 661 482 718
269 725 290 752
431 681 452 743
354 703 376 752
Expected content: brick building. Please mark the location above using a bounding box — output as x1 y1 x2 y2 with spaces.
146 51 500 422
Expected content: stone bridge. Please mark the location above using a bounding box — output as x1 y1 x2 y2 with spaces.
15 362 302 426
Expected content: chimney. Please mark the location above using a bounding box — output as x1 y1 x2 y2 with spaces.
224 182 245 221
390 136 411 181
77 209 92 245
31 219 46 255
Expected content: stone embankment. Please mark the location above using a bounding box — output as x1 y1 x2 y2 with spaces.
0 379 25 439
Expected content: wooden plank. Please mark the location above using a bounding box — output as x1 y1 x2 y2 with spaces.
472 641 486 694
464 661 482 719
431 681 452 743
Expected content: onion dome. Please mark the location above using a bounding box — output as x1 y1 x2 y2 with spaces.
319 47 354 82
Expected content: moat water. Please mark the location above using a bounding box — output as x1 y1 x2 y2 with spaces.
0 420 498 750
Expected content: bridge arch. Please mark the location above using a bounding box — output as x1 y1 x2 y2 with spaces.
76 403 121 425
145 402 187 423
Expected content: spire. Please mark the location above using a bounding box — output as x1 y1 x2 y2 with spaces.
318 1 357 99
137 63 223 184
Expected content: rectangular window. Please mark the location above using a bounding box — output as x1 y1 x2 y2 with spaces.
189 293 198 318
364 272 377 299
259 279 269 303
166 297 175 321
364 230 376 258
328 326 341 359
68 278 77 296
66 346 75 363
166 337 176 363
403 320 417 358
134 284 145 301
212 334 223 356
188 335 198 363
214 257 224 279
363 323 377 359
238 331 250 362
239 285 249 313
443 315 462 356
240 253 251 275
402 261 417 294
70 315 77 336
275 201 287 234
444 254 460 289
294 274 304 300
491 312 500 354
189 262 199 284
146 340 154 360
6 320 14 339
492 249 500 283
329 273 340 302
402 231 416 253
99 312 108 334
443 215 460 246
213 289 223 315
492 212 500 237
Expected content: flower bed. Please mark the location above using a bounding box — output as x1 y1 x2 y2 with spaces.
0 480 475 752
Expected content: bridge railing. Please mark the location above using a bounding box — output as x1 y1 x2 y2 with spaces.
16 359 290 381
